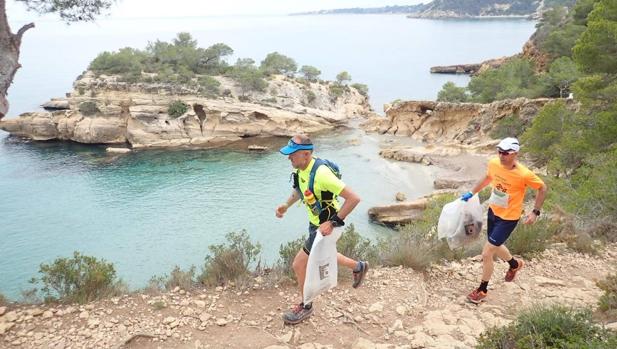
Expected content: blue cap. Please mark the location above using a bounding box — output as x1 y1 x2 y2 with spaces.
279 138 314 155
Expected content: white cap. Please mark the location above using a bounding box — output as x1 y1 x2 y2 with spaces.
497 137 520 152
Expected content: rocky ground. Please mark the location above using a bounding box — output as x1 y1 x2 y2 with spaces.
1 243 616 349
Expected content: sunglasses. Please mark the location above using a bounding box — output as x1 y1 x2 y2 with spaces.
498 149 514 155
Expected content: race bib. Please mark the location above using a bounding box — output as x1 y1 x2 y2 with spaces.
488 187 509 207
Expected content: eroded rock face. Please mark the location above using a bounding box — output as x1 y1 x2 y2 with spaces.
363 98 572 146
0 72 372 148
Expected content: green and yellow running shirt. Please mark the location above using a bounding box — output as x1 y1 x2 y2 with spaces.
297 158 345 225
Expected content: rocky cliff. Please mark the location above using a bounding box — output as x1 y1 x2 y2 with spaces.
408 0 541 19
362 97 571 146
0 72 372 148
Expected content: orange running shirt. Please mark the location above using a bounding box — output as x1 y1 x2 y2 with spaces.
486 157 545 220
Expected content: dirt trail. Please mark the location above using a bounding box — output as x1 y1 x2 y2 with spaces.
1 244 616 349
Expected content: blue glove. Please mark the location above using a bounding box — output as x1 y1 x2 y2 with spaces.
461 191 473 202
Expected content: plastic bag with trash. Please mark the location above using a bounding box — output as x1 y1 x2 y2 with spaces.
438 195 483 249
303 227 343 305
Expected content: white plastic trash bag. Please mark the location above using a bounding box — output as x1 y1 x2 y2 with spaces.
438 195 483 249
303 228 343 305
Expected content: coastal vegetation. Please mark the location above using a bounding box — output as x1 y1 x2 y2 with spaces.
476 305 617 348
439 0 617 238
167 100 189 118
597 273 617 320
86 33 368 102
28 252 126 304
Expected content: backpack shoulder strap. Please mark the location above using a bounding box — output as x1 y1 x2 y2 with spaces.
308 158 325 195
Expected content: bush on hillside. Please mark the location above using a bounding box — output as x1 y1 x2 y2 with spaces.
437 81 468 102
597 272 617 320
168 100 189 118
468 57 546 103
228 59 268 95
78 101 100 116
300 65 321 81
336 71 351 85
260 52 297 76
199 230 262 287
489 114 527 139
521 100 581 176
506 218 559 258
31 251 124 304
148 265 197 292
351 83 369 97
477 305 617 349
377 194 472 271
278 236 306 278
329 84 346 101
304 90 316 105
198 76 221 97
89 47 146 75
337 224 379 266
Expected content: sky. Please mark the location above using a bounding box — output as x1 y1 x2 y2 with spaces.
7 0 427 21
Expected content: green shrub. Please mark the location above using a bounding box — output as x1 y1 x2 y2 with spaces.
31 251 124 304
597 273 617 320
305 90 316 104
89 47 145 75
78 87 85 96
198 76 221 97
337 224 379 265
377 194 471 271
78 101 99 116
0 293 7 306
477 305 617 349
228 62 267 95
300 65 321 81
336 71 352 85
506 219 558 258
351 83 369 97
278 235 306 278
199 230 262 287
118 69 142 83
437 81 468 102
329 84 346 101
489 114 527 139
259 52 297 76
168 100 188 118
468 57 546 103
149 265 196 292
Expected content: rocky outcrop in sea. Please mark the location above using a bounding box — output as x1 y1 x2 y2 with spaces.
0 72 372 148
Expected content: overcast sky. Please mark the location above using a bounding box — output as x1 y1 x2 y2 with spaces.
7 0 427 20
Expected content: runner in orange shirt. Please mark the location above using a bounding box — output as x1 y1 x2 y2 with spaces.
461 137 548 304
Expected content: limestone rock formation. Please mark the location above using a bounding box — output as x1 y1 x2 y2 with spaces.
0 72 372 148
363 98 569 146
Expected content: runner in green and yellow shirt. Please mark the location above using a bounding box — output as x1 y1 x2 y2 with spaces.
275 134 368 325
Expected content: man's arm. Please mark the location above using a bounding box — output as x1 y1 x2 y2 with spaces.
276 190 300 218
470 175 492 195
319 186 360 235
524 183 548 224
334 186 361 220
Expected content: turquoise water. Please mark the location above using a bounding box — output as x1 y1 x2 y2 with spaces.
0 129 433 298
1 14 535 298
8 15 535 115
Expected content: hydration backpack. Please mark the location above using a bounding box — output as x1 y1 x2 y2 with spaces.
292 158 342 215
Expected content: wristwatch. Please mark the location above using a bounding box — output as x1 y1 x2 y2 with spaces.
532 209 541 216
330 214 345 227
